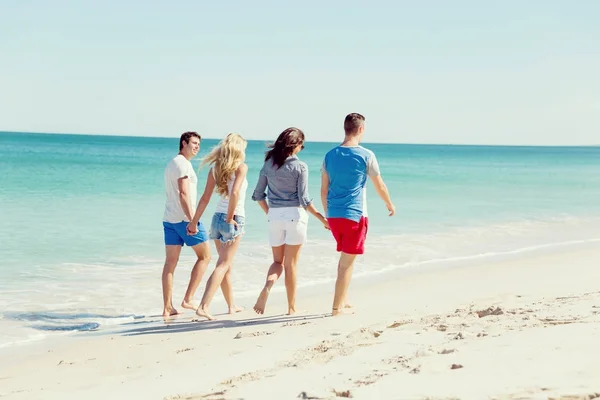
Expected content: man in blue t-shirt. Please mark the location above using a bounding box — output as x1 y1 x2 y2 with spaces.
321 113 396 316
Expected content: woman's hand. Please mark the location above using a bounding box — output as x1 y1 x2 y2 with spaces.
187 221 199 235
320 215 330 230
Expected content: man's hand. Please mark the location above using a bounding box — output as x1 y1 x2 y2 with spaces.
187 222 199 235
386 203 396 217
369 175 395 217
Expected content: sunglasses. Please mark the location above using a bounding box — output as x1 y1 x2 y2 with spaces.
300 143 305 150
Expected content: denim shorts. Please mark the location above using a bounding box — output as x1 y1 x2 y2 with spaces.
209 213 245 244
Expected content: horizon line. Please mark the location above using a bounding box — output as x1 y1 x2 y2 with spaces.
1 130 597 148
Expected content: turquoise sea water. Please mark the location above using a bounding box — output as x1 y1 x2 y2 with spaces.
1 131 600 348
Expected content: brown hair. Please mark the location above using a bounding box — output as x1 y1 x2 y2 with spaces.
344 113 365 136
179 131 201 150
265 127 305 169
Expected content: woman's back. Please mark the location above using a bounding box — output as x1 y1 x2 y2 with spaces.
214 170 248 217
257 156 309 208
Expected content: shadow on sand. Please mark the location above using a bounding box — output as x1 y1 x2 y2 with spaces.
120 312 330 337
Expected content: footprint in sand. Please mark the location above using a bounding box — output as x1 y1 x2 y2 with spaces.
234 331 273 339
332 389 352 398
387 320 412 329
549 394 600 400
475 306 504 318
297 391 325 399
439 348 457 355
281 321 311 327
176 347 194 354
346 327 383 340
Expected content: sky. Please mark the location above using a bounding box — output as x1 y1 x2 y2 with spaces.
1 1 599 145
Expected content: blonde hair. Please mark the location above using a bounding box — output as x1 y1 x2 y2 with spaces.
202 133 247 197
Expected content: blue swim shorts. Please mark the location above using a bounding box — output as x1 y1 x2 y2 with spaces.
163 221 208 247
209 213 245 244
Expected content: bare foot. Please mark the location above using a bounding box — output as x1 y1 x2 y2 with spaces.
162 307 179 318
228 305 245 314
332 307 355 317
253 288 270 315
342 302 353 309
181 300 199 311
287 307 296 315
195 306 216 321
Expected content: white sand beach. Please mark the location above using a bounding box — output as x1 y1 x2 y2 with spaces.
2 243 600 400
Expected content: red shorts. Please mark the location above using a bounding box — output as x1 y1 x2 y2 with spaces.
327 217 369 255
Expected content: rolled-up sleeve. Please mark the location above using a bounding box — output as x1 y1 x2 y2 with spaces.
252 165 268 201
297 163 313 208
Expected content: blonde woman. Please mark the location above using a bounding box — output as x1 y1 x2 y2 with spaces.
187 133 248 321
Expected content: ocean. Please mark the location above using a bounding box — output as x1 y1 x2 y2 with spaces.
1 131 600 349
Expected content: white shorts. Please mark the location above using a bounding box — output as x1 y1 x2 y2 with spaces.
267 207 308 247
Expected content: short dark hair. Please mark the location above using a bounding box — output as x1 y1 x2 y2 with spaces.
265 127 305 169
344 113 365 136
179 131 201 150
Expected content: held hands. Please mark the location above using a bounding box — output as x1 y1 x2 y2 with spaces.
186 221 199 235
319 215 331 230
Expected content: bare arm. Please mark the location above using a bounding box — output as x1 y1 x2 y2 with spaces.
226 164 248 223
306 203 329 229
257 199 269 215
370 175 395 216
251 165 269 214
189 168 216 228
297 164 328 228
177 176 195 221
320 169 329 216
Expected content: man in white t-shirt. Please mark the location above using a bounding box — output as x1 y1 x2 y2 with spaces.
162 131 211 317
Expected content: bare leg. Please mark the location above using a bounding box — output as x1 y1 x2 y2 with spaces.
332 252 357 316
196 236 242 321
181 241 211 311
283 244 303 315
253 245 285 314
214 240 243 314
162 245 183 317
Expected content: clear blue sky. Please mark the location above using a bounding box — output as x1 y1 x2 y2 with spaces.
1 1 599 145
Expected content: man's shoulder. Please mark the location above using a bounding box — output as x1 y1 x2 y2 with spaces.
166 155 192 175
172 154 192 167
165 156 177 170
355 145 377 158
323 145 341 161
325 145 376 161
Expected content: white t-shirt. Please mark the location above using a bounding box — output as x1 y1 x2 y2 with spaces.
163 154 197 223
214 172 248 217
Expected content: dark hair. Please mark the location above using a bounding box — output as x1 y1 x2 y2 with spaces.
344 113 365 136
265 127 305 169
179 131 201 150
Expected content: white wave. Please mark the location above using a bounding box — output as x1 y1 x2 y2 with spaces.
1 215 599 349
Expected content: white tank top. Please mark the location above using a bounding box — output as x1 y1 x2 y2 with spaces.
214 170 247 217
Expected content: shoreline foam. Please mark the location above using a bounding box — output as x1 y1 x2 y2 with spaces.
2 227 600 351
